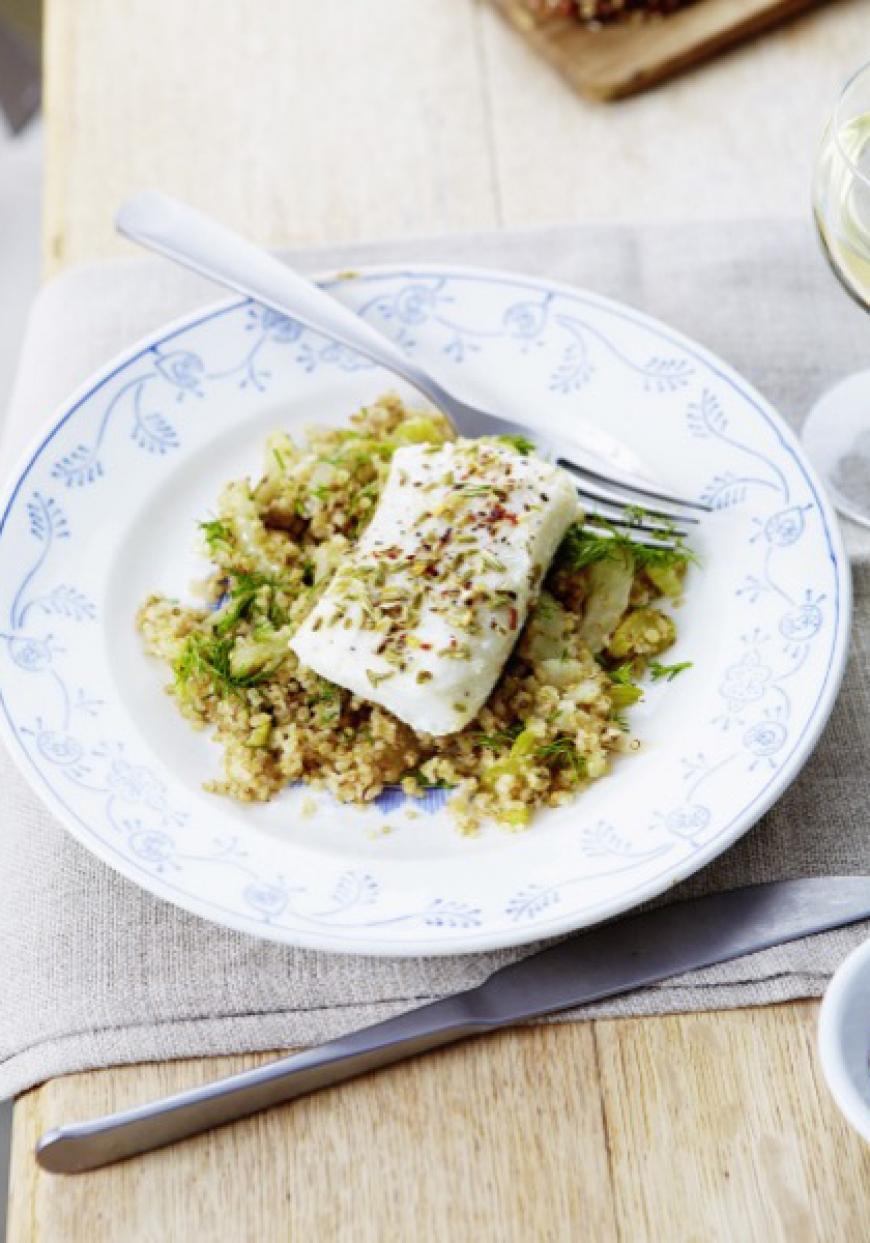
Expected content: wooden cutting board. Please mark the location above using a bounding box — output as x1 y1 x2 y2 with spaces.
487 0 825 100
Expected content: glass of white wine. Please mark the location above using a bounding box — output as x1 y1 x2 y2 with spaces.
807 60 870 526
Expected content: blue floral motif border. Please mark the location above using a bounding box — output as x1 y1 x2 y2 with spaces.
0 266 849 953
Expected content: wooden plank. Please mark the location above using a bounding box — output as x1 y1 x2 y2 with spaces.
12 1006 870 1241
10 1025 617 1243
478 0 868 229
42 0 502 277
42 0 870 261
597 1002 870 1240
488 0 822 100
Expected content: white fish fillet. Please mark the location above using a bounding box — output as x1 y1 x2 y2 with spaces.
291 439 579 735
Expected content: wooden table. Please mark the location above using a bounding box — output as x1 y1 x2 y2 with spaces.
10 2 870 1238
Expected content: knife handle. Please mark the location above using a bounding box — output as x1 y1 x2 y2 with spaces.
37 989 487 1173
36 993 490 1174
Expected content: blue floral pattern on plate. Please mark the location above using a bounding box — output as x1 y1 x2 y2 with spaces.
0 266 850 955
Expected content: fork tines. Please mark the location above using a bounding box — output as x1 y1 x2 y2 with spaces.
557 457 711 529
583 506 687 541
557 457 709 551
561 464 710 541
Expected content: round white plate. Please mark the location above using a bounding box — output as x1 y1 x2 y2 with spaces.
0 265 850 955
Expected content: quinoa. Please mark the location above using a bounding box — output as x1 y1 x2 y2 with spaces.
136 394 693 834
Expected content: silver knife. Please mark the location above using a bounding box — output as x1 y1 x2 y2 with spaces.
36 876 870 1174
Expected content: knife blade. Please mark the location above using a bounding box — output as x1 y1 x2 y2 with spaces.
37 876 870 1173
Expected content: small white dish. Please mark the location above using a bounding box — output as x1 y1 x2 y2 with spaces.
819 938 870 1142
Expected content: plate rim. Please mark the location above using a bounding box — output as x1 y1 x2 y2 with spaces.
0 261 853 956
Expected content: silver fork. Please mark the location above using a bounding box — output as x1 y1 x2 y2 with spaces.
116 192 710 544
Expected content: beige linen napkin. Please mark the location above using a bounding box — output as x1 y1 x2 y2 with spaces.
2 218 869 1098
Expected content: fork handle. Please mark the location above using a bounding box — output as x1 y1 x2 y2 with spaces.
37 992 490 1174
116 191 459 415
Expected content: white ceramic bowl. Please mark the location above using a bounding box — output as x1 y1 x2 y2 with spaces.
819 938 870 1142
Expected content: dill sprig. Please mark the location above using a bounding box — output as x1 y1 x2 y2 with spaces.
558 520 697 573
213 582 257 637
229 570 283 596
200 519 233 553
649 659 693 682
535 736 587 782
173 633 273 699
211 570 288 637
473 722 523 749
